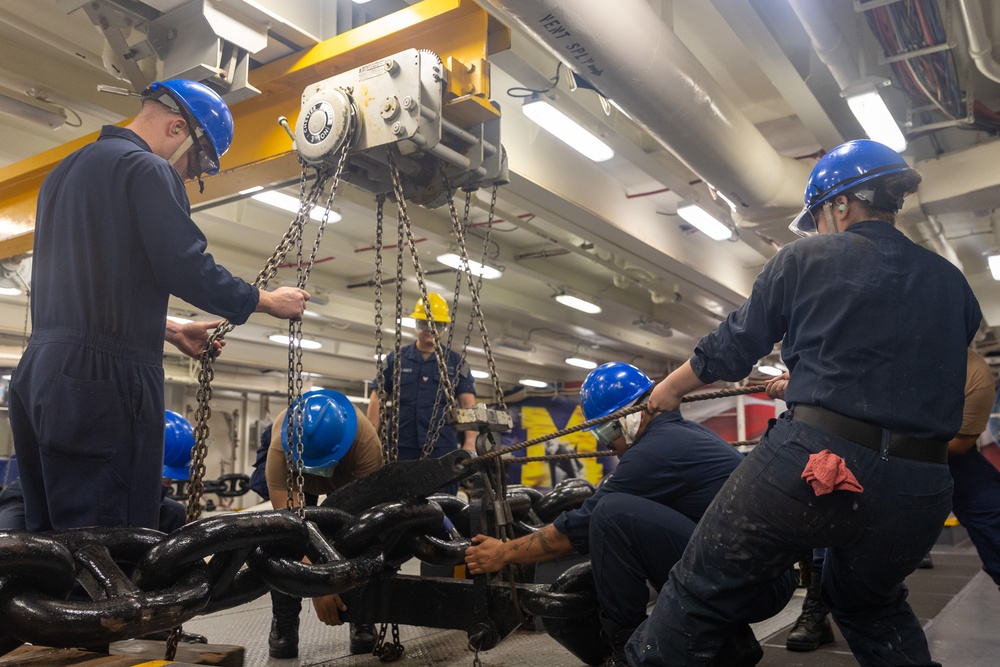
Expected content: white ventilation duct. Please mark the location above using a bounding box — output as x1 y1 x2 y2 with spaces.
488 0 811 227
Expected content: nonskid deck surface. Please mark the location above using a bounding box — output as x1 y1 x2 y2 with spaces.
174 542 996 666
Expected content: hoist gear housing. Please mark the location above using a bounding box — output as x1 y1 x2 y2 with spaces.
790 139 913 236
146 80 234 175
409 293 452 323
281 389 358 474
163 410 195 480
580 362 654 422
293 48 507 208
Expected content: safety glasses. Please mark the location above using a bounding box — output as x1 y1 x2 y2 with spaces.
415 320 448 334
593 420 623 447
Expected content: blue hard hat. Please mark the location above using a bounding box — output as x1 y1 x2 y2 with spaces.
281 390 358 473
580 362 654 423
147 80 234 175
163 410 194 480
789 139 911 236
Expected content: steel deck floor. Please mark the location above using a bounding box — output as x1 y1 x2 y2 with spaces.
181 542 998 666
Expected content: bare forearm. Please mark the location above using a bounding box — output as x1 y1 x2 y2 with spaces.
504 524 574 565
948 434 977 456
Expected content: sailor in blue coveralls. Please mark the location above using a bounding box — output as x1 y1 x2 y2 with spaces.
367 294 476 481
634 140 982 667
8 80 309 533
464 362 795 665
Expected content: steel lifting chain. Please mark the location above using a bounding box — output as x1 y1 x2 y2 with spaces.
442 178 505 410
287 118 354 515
385 150 460 455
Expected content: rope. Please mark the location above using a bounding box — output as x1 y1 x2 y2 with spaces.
468 384 769 464
503 438 762 465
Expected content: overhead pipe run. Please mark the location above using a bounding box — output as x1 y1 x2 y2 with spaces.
488 0 811 227
958 0 1000 84
788 0 962 267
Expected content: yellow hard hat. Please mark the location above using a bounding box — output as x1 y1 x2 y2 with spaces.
409 293 451 323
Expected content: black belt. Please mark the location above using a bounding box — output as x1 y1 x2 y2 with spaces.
791 405 948 464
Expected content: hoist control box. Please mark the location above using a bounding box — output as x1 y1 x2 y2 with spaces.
294 48 507 207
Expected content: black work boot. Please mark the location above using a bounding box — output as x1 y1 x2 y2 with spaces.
598 613 635 667
268 614 300 659
350 623 377 655
785 574 834 652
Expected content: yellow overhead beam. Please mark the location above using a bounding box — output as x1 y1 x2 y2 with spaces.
0 0 510 260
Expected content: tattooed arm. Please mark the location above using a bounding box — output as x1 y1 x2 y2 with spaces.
464 524 574 574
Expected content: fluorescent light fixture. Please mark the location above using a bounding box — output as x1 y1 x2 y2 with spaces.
756 365 784 377
311 385 326 391
471 370 490 379
2 374 10 381
268 333 322 350
554 294 602 314
399 317 416 329
522 96 614 162
238 185 264 195
0 286 23 296
845 89 907 153
252 190 342 223
0 87 66 129
519 379 548 388
676 204 733 241
989 254 1000 281
374 353 387 361
437 253 502 280
166 315 193 325
467 346 485 354
351 0 373 4
565 357 598 370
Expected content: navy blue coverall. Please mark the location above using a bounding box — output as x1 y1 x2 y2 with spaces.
627 221 981 667
9 126 258 532
551 411 793 628
372 343 475 460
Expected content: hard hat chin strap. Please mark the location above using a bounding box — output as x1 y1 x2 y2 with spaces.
168 135 194 167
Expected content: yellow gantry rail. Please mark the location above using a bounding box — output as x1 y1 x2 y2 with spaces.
0 0 509 260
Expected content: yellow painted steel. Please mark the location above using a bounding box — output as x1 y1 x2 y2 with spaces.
0 0 510 260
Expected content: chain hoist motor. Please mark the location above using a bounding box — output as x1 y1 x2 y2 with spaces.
293 48 507 207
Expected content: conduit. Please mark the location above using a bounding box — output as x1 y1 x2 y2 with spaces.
958 0 1000 84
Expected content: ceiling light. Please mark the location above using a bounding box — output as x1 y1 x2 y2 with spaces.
0 87 66 129
252 190 342 223
268 333 322 350
756 364 784 377
989 254 1000 281
565 357 598 370
166 315 193 325
522 96 614 162
471 369 490 379
374 353 387 360
238 186 263 195
554 293 602 314
676 204 733 241
0 286 23 296
843 82 906 153
400 317 416 329
467 345 485 354
436 253 502 279
519 379 548 388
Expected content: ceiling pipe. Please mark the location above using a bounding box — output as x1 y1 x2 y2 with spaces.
487 0 811 226
787 0 961 266
957 0 1000 84
785 0 859 89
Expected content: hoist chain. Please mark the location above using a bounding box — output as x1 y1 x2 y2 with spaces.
385 150 459 459
373 195 392 465
442 179 505 410
285 123 355 517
